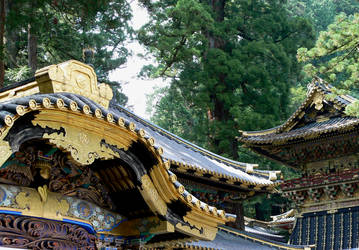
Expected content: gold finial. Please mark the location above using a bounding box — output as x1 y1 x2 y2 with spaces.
35 60 113 109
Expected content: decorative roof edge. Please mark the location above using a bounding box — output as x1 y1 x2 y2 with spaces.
0 92 233 241
239 77 357 139
115 105 281 182
0 60 281 184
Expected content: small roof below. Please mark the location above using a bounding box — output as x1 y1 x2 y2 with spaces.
156 226 312 250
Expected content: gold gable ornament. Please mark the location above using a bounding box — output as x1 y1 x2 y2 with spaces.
35 60 113 108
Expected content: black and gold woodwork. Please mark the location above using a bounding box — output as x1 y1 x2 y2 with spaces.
239 78 359 249
0 60 285 249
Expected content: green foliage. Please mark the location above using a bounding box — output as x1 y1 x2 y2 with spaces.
4 65 31 85
297 12 359 115
141 0 312 220
140 0 314 161
286 0 359 35
3 0 132 104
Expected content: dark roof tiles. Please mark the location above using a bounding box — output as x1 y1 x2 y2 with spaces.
0 92 278 186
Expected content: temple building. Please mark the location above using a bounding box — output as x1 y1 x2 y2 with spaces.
239 78 359 250
0 60 312 249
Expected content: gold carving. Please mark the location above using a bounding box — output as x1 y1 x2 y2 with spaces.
138 128 145 137
82 104 91 114
69 101 78 111
16 187 69 220
139 175 167 216
32 110 136 165
34 160 52 179
38 185 48 203
0 140 12 168
118 117 125 127
35 60 113 108
106 113 114 123
148 137 155 146
313 92 324 110
129 122 136 131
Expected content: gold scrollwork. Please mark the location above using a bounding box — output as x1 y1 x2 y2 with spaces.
139 175 167 216
16 187 69 220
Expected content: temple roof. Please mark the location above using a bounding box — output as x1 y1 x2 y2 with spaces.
0 61 281 190
113 105 278 187
239 78 359 146
146 226 313 249
0 60 282 245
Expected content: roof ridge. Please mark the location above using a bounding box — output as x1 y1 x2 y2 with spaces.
112 104 279 178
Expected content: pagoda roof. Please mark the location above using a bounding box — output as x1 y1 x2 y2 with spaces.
239 78 359 146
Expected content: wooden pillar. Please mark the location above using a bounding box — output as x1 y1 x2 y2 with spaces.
234 201 245 230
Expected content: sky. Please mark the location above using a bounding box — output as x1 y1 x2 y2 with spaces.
109 1 168 119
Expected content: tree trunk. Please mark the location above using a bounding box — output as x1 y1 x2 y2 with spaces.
27 23 37 73
6 0 19 68
0 0 5 88
207 0 240 160
234 202 245 230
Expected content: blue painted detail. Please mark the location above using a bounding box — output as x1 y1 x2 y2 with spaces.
0 210 21 215
97 219 128 232
62 218 95 234
0 186 7 203
76 201 93 218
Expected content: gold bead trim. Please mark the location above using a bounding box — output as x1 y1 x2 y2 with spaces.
138 128 145 137
42 98 51 108
148 137 155 146
82 104 91 114
16 105 25 116
56 99 65 109
4 115 13 127
94 108 102 118
118 117 125 127
0 94 231 222
128 122 136 131
106 113 114 123
69 101 78 111
28 99 37 110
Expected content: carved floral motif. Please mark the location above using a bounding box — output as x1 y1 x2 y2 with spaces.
0 214 96 249
0 145 114 210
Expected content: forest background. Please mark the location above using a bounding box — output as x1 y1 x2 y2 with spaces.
1 0 359 220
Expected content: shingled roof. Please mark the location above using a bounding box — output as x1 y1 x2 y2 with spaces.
239 78 359 146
